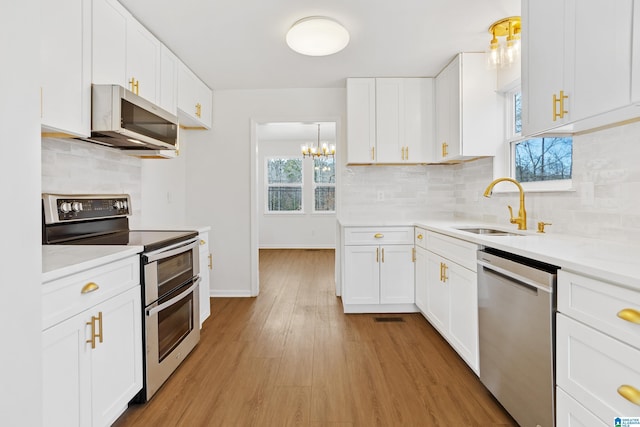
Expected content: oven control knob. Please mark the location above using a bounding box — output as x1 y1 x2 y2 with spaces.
59 202 72 213
113 201 124 210
122 200 128 210
71 202 83 212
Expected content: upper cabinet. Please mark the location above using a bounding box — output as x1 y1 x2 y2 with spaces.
158 45 178 115
522 0 636 136
633 3 640 104
346 78 434 164
92 0 160 104
434 53 501 163
177 62 213 129
41 0 91 137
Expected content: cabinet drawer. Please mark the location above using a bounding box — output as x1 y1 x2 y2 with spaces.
425 231 477 271
344 227 413 245
414 227 427 250
556 387 607 427
42 255 140 330
557 314 640 423
558 270 640 350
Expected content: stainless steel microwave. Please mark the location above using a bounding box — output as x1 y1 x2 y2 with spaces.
80 84 179 151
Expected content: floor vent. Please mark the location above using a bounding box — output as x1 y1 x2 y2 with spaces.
373 317 405 323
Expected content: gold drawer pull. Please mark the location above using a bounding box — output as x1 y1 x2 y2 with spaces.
374 233 384 239
617 308 640 325
81 282 99 294
618 385 640 406
417 234 423 240
200 239 206 245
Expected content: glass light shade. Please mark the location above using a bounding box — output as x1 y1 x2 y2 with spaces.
286 16 350 56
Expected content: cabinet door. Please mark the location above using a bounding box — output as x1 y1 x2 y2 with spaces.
346 78 376 163
379 244 415 304
521 0 567 135
556 387 608 427
634 3 640 103
92 0 127 87
425 252 449 333
43 314 91 427
343 245 380 305
448 262 478 372
414 246 428 314
375 78 404 162
90 287 142 427
569 0 633 122
159 45 178 115
126 18 161 103
199 234 212 327
177 61 213 129
41 0 91 137
404 78 434 163
435 57 460 161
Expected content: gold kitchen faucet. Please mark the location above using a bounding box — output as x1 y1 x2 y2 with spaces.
483 177 527 230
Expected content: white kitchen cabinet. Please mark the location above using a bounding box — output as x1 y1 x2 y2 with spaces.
633 3 640 104
522 0 634 136
40 0 91 137
198 229 212 327
177 61 213 129
346 78 434 164
414 228 428 315
342 227 417 313
42 255 142 427
423 231 478 373
556 383 608 427
434 53 500 163
556 270 640 426
92 0 161 103
159 45 179 115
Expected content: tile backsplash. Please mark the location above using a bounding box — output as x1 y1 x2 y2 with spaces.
41 138 143 227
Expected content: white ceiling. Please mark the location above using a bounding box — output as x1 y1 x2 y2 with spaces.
118 0 521 91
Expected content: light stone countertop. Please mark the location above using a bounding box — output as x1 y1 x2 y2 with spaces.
42 245 143 283
340 219 640 290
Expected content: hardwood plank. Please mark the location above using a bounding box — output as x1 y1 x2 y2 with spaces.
114 249 517 427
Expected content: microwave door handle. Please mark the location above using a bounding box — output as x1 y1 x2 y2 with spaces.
146 277 200 317
144 238 199 263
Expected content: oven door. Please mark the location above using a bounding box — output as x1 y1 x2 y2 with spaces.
144 277 200 400
143 238 200 306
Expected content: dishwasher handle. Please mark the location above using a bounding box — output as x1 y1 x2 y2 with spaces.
478 259 553 294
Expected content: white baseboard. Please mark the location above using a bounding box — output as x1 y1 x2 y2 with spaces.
210 290 254 298
259 244 336 249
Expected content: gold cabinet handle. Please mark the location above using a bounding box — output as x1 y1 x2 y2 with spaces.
417 233 423 240
86 311 103 349
381 248 385 263
442 142 448 158
129 77 139 95
195 103 202 118
439 262 443 281
553 90 568 121
200 239 206 246
440 262 448 282
374 233 384 239
618 385 640 406
371 147 375 161
376 247 379 263
412 247 416 262
208 253 213 270
405 146 409 160
617 308 640 325
81 282 99 294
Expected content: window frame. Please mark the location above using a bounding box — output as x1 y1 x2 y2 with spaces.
264 156 305 214
311 157 336 214
496 86 575 193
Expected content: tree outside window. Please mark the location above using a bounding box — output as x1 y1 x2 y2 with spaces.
313 157 335 212
266 158 303 212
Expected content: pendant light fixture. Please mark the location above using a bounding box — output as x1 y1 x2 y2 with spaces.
487 16 521 69
301 124 335 158
286 16 350 56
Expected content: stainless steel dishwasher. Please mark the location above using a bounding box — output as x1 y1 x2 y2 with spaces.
477 248 559 427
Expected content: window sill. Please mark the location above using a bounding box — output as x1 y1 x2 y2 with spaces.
490 179 576 194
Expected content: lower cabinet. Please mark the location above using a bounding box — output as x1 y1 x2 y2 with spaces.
422 230 479 373
198 229 212 327
342 226 416 313
42 255 142 427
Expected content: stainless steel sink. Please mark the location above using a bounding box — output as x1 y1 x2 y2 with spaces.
455 227 523 236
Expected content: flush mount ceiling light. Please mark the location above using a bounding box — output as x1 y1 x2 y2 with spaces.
487 16 521 68
286 16 350 56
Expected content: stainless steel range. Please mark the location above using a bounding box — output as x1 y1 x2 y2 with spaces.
42 193 200 402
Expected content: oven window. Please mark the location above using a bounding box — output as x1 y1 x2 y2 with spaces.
157 250 194 298
157 282 194 362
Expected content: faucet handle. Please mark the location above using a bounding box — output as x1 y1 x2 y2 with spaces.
507 205 516 224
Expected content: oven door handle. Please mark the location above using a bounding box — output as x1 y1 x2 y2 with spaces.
144 238 199 263
146 277 200 317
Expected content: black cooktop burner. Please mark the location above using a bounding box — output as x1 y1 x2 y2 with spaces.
64 229 198 252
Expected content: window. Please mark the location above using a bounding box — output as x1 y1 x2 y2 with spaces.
266 158 303 212
504 89 573 190
313 157 335 212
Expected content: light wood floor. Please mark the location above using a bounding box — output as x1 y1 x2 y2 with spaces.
114 249 516 426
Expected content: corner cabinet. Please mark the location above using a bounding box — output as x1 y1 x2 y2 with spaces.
422 230 479 373
197 229 212 327
40 0 91 137
347 78 434 164
556 270 640 426
42 255 142 427
522 0 636 136
177 61 213 129
434 53 501 163
342 226 417 313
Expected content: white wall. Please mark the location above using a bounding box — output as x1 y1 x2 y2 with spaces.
0 1 42 425
258 137 336 249
185 88 346 297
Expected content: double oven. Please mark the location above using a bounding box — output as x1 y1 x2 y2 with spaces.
42 194 201 402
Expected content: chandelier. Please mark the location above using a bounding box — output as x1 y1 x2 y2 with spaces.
301 124 335 158
487 16 521 69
